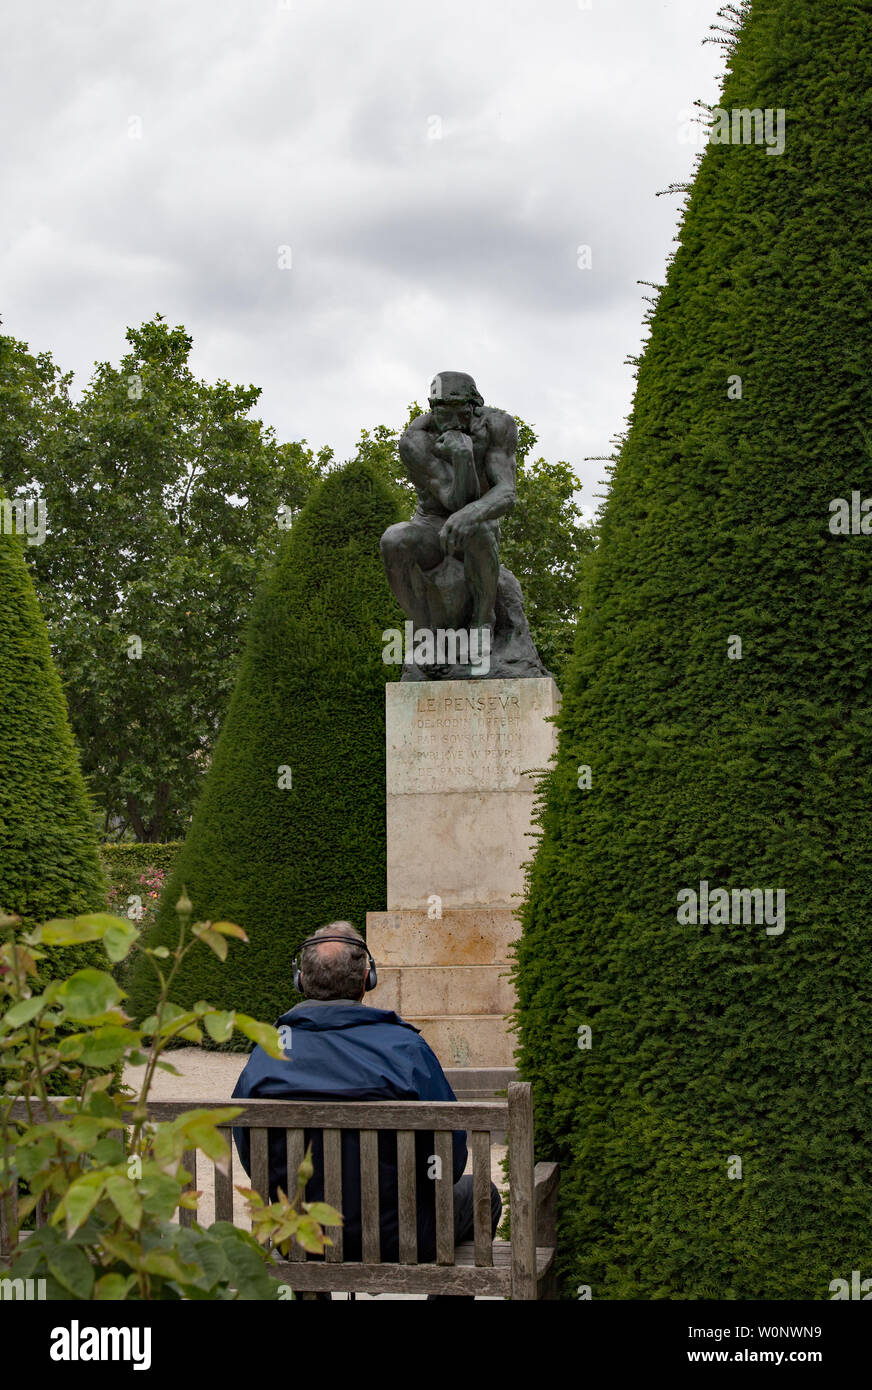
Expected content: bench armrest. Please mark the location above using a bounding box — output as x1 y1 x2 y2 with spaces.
534 1161 559 1249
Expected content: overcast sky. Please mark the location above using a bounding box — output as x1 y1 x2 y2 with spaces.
1 0 728 519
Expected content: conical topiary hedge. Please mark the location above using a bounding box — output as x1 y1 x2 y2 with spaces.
0 491 107 942
514 0 872 1299
127 459 404 1027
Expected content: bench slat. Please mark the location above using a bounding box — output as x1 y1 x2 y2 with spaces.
397 1130 417 1264
534 1160 559 1248
179 1147 197 1227
215 1128 234 1223
434 1130 454 1266
285 1129 306 1262
251 1127 270 1209
137 1098 508 1131
471 1130 493 1267
508 1082 536 1300
359 1130 380 1264
0 1178 18 1258
267 1244 555 1297
322 1129 343 1263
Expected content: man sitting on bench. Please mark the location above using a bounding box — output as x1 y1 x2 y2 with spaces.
231 921 502 1282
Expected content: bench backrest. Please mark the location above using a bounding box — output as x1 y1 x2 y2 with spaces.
1 1082 537 1294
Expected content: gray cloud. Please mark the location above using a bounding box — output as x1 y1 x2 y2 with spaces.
1 0 727 516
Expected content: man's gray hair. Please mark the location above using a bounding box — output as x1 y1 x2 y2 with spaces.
299 921 369 1000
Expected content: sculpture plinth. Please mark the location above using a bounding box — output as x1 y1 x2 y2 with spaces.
366 677 560 1067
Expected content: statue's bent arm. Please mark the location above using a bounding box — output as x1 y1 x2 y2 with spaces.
468 413 519 525
398 416 454 511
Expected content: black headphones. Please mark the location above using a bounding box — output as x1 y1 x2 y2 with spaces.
291 936 378 995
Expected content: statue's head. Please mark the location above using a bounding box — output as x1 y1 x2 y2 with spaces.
429 371 484 435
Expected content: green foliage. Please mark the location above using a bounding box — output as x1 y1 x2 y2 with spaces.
126 459 405 1029
0 904 341 1299
514 0 872 1299
0 494 106 959
99 844 181 885
99 844 182 961
500 433 596 685
1 316 328 842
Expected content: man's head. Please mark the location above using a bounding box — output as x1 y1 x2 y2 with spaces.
297 921 372 1001
429 370 484 435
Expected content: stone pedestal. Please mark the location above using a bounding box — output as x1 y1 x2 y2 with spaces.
366 677 560 1068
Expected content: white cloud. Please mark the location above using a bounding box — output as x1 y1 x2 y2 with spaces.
0 0 728 503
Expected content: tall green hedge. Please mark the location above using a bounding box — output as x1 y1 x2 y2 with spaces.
127 460 404 1030
0 493 107 951
514 0 872 1299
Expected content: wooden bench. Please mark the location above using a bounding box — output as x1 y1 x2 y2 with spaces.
1 1081 558 1300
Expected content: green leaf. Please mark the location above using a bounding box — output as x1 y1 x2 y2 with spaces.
99 1231 143 1270
104 1174 142 1229
3 993 48 1027
176 1107 241 1163
57 969 125 1023
60 1025 139 1068
94 1272 137 1300
192 926 228 961
303 1201 343 1226
103 921 139 963
91 1137 126 1165
209 921 249 942
140 1250 199 1283
294 1216 328 1253
47 1243 95 1300
235 1014 283 1058
13 1136 58 1180
56 1172 106 1236
297 1146 314 1185
38 915 120 946
203 1010 235 1043
184 1233 230 1290
49 1116 114 1152
138 1171 184 1221
155 1004 198 1035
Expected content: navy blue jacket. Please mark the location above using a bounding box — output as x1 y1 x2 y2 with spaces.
231 1000 467 1262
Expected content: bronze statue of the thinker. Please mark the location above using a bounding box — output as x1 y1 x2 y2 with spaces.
380 371 550 681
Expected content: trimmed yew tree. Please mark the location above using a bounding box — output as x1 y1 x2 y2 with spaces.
514 0 872 1299
127 460 404 1027
0 495 107 938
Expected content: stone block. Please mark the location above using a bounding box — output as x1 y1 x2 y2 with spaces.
366 908 521 966
385 677 559 910
403 1015 517 1069
368 964 516 1017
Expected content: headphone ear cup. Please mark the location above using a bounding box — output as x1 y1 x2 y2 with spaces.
365 961 377 991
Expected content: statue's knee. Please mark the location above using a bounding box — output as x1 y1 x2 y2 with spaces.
381 524 414 564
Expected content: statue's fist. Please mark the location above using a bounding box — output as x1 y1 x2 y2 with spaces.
434 428 473 461
440 509 478 556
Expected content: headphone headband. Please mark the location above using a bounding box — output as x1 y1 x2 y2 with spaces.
292 935 378 994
